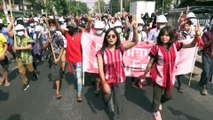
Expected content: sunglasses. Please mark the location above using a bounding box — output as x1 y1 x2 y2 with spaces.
107 34 116 39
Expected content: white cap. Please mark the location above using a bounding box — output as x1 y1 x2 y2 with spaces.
59 17 65 22
94 21 105 29
156 15 168 23
186 12 196 19
0 18 2 24
137 18 144 25
49 16 54 19
15 24 25 31
34 17 39 22
113 21 122 27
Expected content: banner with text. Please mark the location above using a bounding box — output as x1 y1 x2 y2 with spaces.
81 33 197 77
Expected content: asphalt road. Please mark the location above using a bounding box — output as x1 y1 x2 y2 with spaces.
0 57 213 120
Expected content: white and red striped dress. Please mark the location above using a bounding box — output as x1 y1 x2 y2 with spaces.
97 45 126 84
150 42 182 94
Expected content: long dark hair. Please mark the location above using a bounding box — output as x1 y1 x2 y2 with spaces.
100 28 121 52
157 26 176 47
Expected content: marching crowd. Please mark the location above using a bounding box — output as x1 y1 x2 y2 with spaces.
0 10 213 120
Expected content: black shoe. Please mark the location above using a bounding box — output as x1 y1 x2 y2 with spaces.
22 83 30 91
178 86 184 93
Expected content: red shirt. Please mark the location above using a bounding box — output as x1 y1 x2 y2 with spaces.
97 44 125 84
65 32 82 63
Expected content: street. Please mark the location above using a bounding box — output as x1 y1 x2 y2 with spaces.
0 57 213 120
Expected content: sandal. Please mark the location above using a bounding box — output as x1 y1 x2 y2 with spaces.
77 96 82 102
56 94 62 99
5 82 10 87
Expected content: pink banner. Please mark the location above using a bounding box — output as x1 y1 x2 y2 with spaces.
81 33 197 77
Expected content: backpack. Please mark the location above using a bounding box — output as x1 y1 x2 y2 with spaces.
32 32 43 56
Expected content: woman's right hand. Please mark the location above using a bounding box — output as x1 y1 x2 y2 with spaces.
138 73 146 80
102 81 111 94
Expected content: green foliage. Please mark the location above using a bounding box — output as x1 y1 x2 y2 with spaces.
110 0 120 15
45 0 89 16
0 11 7 25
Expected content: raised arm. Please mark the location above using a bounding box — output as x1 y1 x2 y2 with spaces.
123 16 138 50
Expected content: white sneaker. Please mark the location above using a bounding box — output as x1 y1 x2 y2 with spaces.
159 104 162 111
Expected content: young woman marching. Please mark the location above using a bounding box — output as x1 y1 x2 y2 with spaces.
96 17 138 120
139 26 200 120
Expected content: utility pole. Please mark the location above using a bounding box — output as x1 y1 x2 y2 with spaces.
120 0 123 13
162 0 164 14
98 0 101 14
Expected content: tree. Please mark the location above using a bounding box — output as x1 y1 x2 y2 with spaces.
110 0 120 15
45 0 89 16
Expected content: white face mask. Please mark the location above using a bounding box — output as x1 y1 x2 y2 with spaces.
95 30 103 35
159 24 166 29
30 23 34 27
50 27 56 32
116 28 122 33
17 31 25 36
138 26 143 32
190 18 197 25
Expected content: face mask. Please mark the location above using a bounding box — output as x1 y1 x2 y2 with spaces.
116 28 122 33
190 18 197 25
50 27 56 32
30 23 34 27
159 24 166 29
138 26 143 32
17 31 25 36
35 26 42 32
95 30 103 36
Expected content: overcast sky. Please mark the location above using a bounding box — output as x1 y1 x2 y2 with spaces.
84 0 110 9
84 0 96 9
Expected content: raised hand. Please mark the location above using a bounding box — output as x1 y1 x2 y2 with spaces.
132 16 138 31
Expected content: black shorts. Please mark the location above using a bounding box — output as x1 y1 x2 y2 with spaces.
0 56 9 70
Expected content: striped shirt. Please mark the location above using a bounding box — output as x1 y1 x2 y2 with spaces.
15 36 34 64
150 42 182 94
97 44 125 84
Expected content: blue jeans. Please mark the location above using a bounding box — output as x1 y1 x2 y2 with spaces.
72 62 83 97
199 53 213 86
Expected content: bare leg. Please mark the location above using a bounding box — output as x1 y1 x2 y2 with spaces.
55 80 62 99
3 69 10 87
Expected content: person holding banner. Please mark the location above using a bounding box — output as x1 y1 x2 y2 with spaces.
97 16 138 120
140 26 200 120
175 19 194 93
199 16 213 96
148 15 168 43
